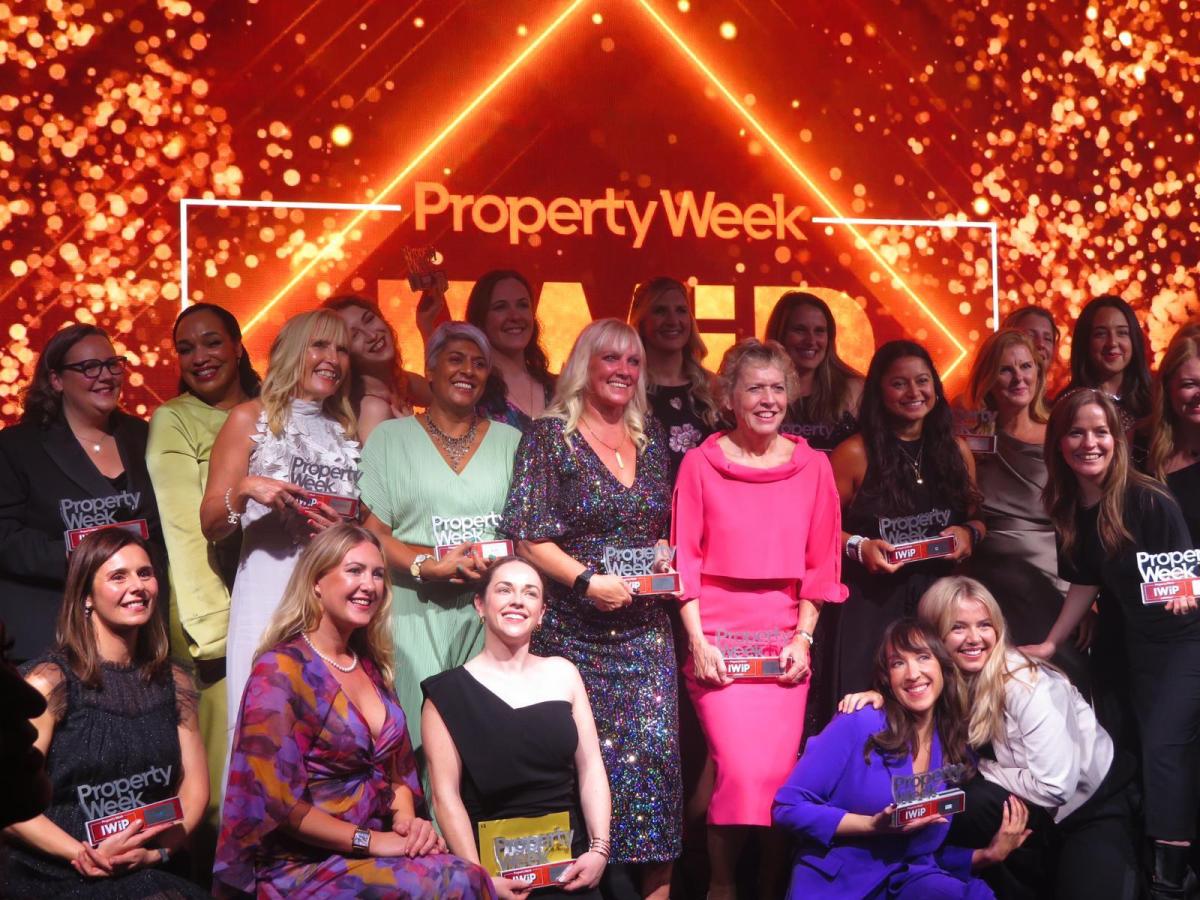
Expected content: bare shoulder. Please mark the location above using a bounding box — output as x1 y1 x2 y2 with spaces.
536 654 583 688
830 433 866 469
224 398 264 433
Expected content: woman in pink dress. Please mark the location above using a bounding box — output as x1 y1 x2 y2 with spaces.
671 338 847 900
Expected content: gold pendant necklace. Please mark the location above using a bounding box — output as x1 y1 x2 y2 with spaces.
581 417 627 470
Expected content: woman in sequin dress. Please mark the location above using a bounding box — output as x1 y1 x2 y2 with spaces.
627 277 720 482
502 319 680 900
200 310 361 768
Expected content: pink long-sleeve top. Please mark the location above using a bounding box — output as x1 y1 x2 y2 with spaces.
671 433 848 604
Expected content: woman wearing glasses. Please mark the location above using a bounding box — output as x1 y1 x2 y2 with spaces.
0 324 165 663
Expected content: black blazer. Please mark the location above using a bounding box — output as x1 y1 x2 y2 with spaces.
0 413 165 661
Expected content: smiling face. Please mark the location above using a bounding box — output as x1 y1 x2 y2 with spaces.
1169 358 1200 431
886 638 944 716
729 363 787 439
1060 402 1115 485
881 355 935 424
639 287 692 355
1088 306 1133 383
175 309 243 405
1011 310 1056 368
429 338 489 413
483 278 535 357
585 343 641 411
475 559 545 644
942 597 997 675
50 334 123 420
990 342 1038 414
314 541 387 636
297 333 350 402
782 304 830 375
88 544 158 640
333 303 394 368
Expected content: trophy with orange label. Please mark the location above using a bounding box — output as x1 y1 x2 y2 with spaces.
478 812 576 889
715 627 790 682
85 796 184 847
65 518 150 555
953 407 997 454
890 764 968 827
604 541 681 597
403 246 451 340
886 535 957 566
295 491 360 519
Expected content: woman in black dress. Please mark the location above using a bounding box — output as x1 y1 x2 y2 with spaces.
423 556 610 900
1148 330 1200 542
0 324 164 662
627 276 719 480
2 529 207 898
764 291 863 451
1024 389 1200 899
1060 295 1152 433
815 340 984 730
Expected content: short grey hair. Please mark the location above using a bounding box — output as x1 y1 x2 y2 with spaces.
425 322 492 371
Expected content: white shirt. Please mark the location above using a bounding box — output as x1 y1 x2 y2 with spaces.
978 651 1114 822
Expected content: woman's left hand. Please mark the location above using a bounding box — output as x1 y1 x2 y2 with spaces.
978 796 1032 867
1166 594 1199 616
942 526 973 562
555 849 607 891
392 817 445 856
777 637 811 685
297 499 342 534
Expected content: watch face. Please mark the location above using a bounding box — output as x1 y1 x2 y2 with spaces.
352 828 370 851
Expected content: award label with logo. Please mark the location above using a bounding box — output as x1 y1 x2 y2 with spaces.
715 628 790 682
953 408 998 455
296 492 360 519
889 764 968 828
604 541 680 596
85 795 184 847
64 518 150 555
435 538 514 562
478 811 575 889
886 535 957 566
402 245 449 294
1137 549 1200 605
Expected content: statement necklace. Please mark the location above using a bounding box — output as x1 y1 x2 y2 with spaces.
581 417 628 470
303 632 358 673
897 439 925 485
424 412 479 471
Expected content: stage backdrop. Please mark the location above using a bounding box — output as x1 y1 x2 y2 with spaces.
2 1 1197 419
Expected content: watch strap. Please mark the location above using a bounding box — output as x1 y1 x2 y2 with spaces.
573 567 595 596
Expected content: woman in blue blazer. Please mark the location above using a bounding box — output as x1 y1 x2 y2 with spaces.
772 619 1028 899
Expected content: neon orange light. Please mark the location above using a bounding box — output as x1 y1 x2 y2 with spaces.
631 0 968 376
241 0 587 336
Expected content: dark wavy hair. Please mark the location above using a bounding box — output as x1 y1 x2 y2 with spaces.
465 270 554 412
764 291 862 423
865 618 972 770
857 340 978 512
320 294 408 412
57 529 169 689
20 324 110 427
172 303 261 399
1068 295 1151 419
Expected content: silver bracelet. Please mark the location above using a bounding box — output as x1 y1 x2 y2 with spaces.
224 487 242 525
795 629 815 647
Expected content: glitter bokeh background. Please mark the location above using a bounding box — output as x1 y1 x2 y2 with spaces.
2 0 1197 420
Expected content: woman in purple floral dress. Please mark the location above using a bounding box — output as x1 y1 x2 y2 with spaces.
628 277 720 483
214 523 493 899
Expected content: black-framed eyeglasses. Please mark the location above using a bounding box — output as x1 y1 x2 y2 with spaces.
58 356 129 379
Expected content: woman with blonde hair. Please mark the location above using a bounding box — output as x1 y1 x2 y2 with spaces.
958 330 1080 672
1148 333 1200 542
763 291 863 450
840 575 1138 899
628 276 719 480
201 309 362 758
214 523 493 898
502 318 680 899
1025 390 1198 898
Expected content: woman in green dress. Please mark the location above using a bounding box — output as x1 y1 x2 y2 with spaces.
359 322 521 755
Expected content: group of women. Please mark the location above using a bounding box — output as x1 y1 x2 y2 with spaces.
1 272 1198 900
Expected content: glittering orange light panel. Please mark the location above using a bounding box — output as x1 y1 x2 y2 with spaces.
2 1 1198 420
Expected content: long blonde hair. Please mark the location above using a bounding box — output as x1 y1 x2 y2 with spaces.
628 277 719 429
256 523 394 683
918 576 1037 749
1148 334 1200 480
544 318 650 452
259 309 357 439
966 329 1049 423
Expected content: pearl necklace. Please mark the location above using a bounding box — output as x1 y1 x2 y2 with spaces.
302 632 358 673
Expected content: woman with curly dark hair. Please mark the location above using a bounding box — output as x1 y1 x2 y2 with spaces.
814 341 985 730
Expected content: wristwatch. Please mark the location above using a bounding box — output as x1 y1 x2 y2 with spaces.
352 826 371 856
410 553 433 582
573 567 595 596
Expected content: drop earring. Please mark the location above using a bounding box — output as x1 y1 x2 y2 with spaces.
85 604 93 617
